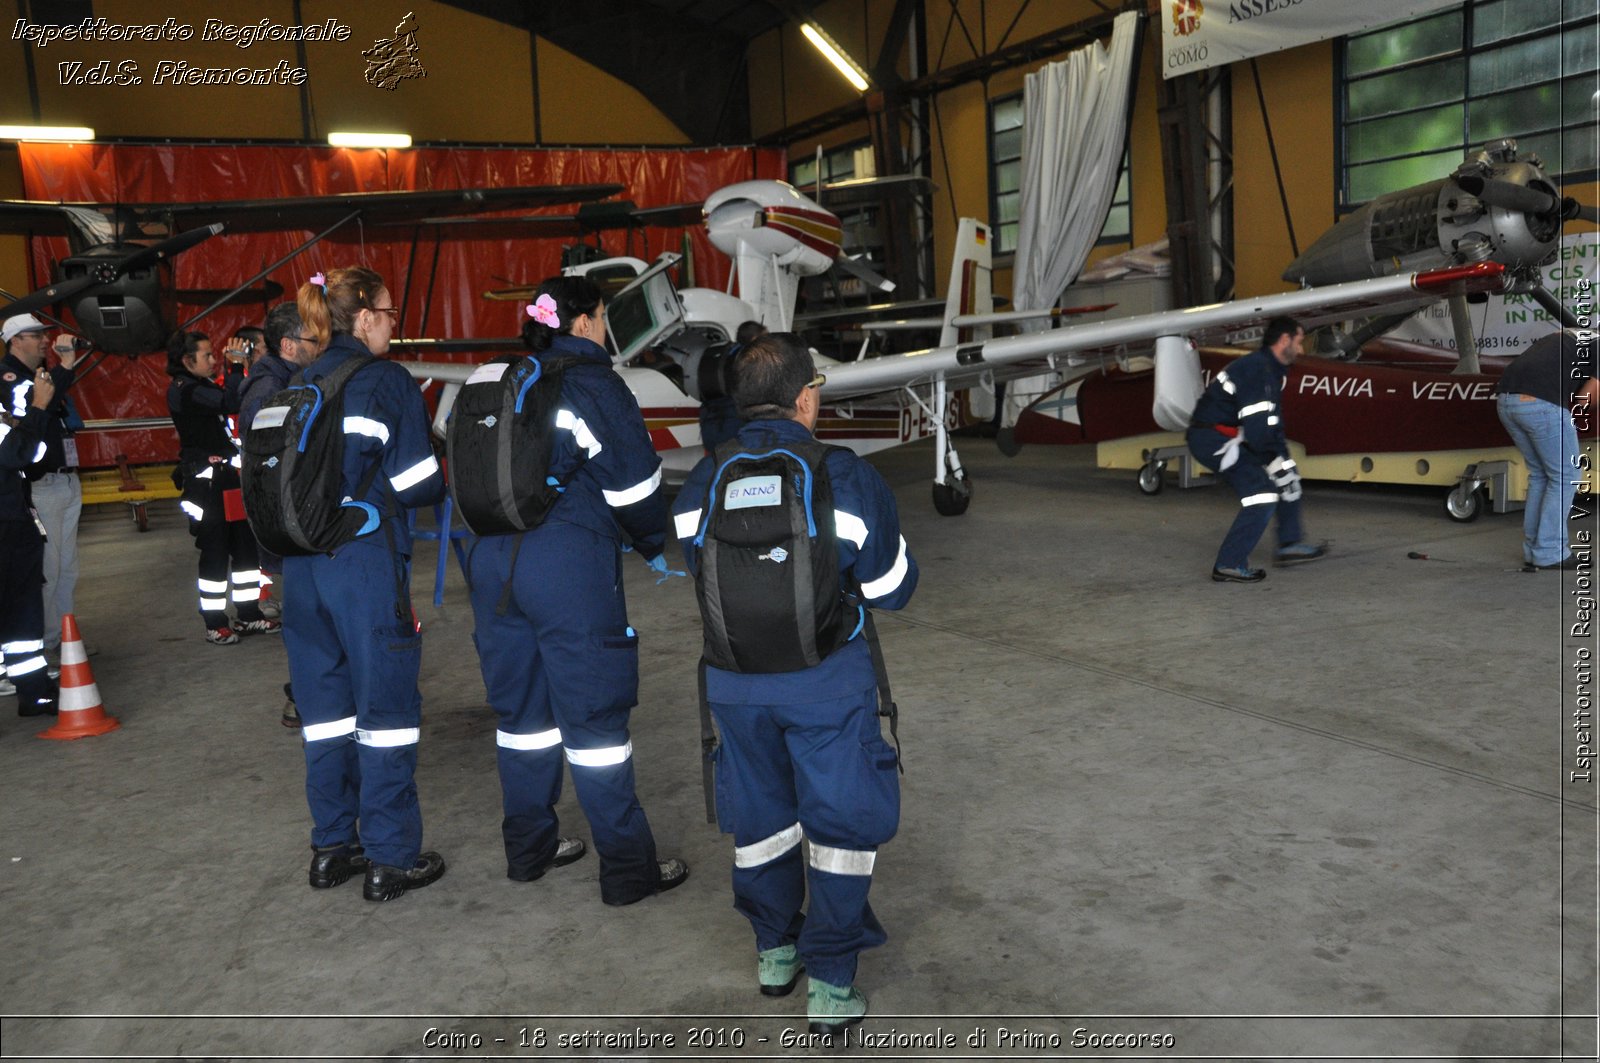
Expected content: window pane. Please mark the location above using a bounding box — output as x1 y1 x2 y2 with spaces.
1471 37 1561 95
792 160 817 186
1347 10 1463 76
1347 60 1464 120
996 190 1020 225
1565 24 1599 71
997 221 1018 255
994 160 1020 195
992 126 1022 162
1564 125 1599 172
992 95 1023 132
1472 0 1564 46
1099 204 1130 241
1563 73 1600 125
1516 130 1565 172
1347 148 1464 202
1347 103 1463 164
1113 167 1130 201
1469 84 1561 142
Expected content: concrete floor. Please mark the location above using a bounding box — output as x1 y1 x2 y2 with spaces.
0 439 1594 1062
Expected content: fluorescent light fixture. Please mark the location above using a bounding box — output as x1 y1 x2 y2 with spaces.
0 125 94 142
801 23 870 93
327 131 412 149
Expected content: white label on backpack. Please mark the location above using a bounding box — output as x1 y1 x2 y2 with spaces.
253 405 290 429
467 362 510 385
725 475 782 509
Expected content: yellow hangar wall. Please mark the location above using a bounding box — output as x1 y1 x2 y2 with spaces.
752 1 1348 303
0 0 690 297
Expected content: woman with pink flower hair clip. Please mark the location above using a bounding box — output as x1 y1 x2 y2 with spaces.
464 274 689 906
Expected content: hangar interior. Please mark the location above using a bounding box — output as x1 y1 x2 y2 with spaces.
0 1 1597 1059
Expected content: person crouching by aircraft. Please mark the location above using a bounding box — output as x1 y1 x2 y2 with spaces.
166 330 278 642
1185 315 1327 582
1495 328 1598 570
465 276 689 906
239 303 318 728
671 332 917 1036
284 267 448 902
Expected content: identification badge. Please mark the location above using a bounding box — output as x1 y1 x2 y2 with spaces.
724 475 782 509
62 437 79 467
29 507 47 540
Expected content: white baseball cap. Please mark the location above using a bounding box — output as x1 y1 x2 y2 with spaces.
1 314 49 344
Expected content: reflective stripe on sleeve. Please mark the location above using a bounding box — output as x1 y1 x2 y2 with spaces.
1217 371 1236 395
1241 493 1279 507
1239 401 1275 418
603 467 662 508
834 510 868 549
555 409 602 458
302 717 357 742
674 508 702 539
193 466 214 480
807 841 877 876
1267 415 1280 426
859 536 909 599
390 454 439 492
355 727 420 748
496 727 563 751
565 742 632 767
734 822 803 868
343 416 391 444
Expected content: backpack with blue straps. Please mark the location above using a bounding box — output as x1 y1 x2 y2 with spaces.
241 353 379 556
446 354 581 536
691 437 851 673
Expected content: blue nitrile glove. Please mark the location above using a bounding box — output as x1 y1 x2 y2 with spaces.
645 553 687 585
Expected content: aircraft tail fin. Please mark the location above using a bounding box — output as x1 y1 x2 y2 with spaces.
940 219 994 348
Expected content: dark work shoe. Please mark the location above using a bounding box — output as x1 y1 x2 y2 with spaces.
1211 565 1266 583
507 837 587 882
18 696 58 717
308 844 370 889
1274 541 1328 566
601 858 690 906
363 851 447 902
1538 554 1581 570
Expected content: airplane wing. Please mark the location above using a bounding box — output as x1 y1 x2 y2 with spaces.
0 185 626 240
817 263 1511 401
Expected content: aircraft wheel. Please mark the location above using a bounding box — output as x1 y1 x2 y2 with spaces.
1445 482 1483 522
996 427 1023 458
932 473 973 516
1137 460 1166 496
132 502 149 533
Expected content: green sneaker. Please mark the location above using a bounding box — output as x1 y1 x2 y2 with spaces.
758 944 803 997
807 977 867 1035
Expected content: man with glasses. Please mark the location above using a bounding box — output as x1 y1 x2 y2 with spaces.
671 332 917 1038
240 303 317 726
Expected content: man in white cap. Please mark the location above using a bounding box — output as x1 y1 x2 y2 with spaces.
1 314 84 667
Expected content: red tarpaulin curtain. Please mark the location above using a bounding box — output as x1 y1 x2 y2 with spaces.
18 143 784 466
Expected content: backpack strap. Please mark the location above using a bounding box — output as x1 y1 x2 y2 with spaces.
697 658 718 825
495 531 528 617
858 605 903 774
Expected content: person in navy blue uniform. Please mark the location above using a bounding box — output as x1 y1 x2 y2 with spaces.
465 276 689 906
1186 316 1326 582
0 357 59 716
672 332 917 1035
283 266 448 902
166 331 277 643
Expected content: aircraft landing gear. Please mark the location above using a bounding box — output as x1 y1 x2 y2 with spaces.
928 372 971 516
996 426 1023 457
1137 459 1167 495
1445 481 1484 522
933 468 973 516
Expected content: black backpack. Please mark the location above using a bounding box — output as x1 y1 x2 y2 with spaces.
446 354 579 536
690 438 850 673
241 354 380 557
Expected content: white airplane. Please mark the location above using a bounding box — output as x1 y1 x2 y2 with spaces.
398 179 1512 515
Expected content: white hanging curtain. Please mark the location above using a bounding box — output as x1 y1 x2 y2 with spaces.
1012 10 1142 322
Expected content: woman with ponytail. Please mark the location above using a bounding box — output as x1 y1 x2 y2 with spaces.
286 266 449 903
467 274 688 906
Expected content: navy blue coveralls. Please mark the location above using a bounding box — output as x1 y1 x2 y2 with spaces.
278 335 445 871
1185 347 1304 570
0 393 53 711
168 364 267 630
465 333 670 905
673 418 918 988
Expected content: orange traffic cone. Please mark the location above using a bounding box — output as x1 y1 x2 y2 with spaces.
39 615 119 741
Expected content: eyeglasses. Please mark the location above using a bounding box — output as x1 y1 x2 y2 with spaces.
291 335 316 343
806 374 826 390
368 306 400 319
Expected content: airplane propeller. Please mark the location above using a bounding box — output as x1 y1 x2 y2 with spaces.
0 223 225 320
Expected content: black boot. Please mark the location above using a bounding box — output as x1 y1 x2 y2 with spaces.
363 851 447 902
308 844 370 889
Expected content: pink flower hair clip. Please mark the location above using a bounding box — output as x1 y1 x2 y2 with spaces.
527 293 560 328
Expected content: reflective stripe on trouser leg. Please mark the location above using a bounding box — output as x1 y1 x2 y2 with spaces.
0 522 53 705
1214 460 1279 571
